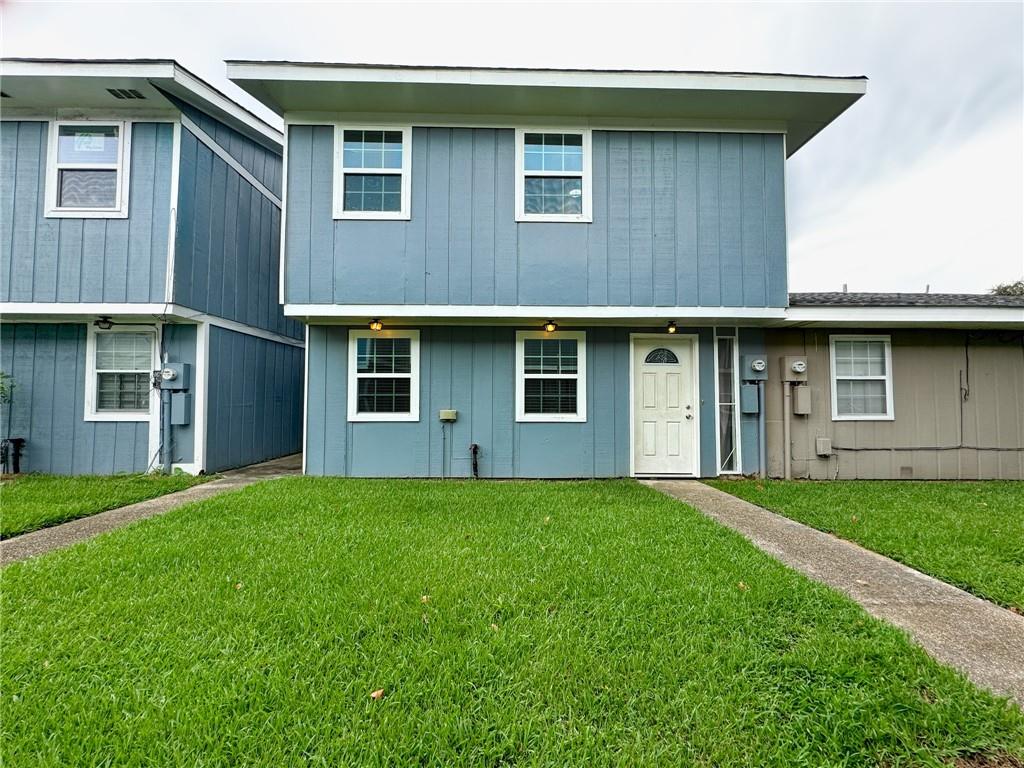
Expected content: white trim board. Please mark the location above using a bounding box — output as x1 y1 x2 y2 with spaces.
165 118 182 303
181 115 282 207
193 321 211 473
285 304 789 322
0 303 305 347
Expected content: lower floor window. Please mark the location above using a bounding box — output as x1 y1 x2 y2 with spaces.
348 330 420 422
830 335 894 420
516 330 587 422
86 327 155 421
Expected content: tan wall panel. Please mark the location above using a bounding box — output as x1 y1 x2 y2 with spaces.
764 329 1024 480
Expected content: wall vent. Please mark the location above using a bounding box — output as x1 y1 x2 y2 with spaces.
107 88 146 100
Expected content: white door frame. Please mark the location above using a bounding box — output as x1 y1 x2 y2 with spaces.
628 332 701 478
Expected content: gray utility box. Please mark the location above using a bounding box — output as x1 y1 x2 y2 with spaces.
792 384 811 415
741 355 768 381
170 393 192 426
740 383 760 414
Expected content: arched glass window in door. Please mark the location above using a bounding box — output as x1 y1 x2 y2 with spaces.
644 348 679 365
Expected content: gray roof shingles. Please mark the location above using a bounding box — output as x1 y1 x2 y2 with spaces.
789 292 1024 308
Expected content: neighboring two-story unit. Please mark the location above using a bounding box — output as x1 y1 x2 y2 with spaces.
0 59 304 475
227 62 1023 481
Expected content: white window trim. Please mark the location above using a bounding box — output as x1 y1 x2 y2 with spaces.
333 125 412 220
46 119 132 219
829 334 895 421
515 330 587 423
347 329 420 422
514 128 593 223
84 324 158 422
714 330 743 475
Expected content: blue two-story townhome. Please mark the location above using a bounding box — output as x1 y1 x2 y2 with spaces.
225 62 872 479
1 59 303 474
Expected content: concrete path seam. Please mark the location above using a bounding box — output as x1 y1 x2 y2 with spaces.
644 479 1024 707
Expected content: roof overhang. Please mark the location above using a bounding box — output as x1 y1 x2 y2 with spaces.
226 61 867 156
281 303 1024 330
1 58 282 151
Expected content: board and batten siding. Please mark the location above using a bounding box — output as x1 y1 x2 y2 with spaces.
304 325 763 478
172 125 301 339
0 121 174 304
0 323 150 474
765 329 1024 480
285 127 786 308
204 325 303 472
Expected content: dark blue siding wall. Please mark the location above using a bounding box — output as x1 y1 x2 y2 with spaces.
205 326 303 472
172 126 300 339
172 99 283 198
738 327 767 476
1 121 174 303
286 127 786 308
0 323 150 474
305 325 747 478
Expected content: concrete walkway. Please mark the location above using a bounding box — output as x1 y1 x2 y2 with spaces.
645 479 1024 706
1 454 302 567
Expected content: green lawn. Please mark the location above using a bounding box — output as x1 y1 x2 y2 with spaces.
0 472 210 538
2 480 1021 766
705 479 1024 611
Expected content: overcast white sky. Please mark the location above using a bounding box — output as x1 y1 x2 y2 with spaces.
4 1 1022 293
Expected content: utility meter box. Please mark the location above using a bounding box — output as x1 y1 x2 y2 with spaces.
439 409 458 422
740 384 760 414
741 355 768 381
170 393 192 426
792 384 812 415
159 362 191 391
780 356 808 382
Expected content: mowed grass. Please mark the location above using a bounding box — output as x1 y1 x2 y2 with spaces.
0 472 210 539
705 479 1024 611
2 480 1022 767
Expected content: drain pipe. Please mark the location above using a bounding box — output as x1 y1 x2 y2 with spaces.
160 350 173 474
758 381 767 478
782 381 792 480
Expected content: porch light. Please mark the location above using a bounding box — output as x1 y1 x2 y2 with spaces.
369 319 383 332
667 321 677 334
94 316 114 330
544 321 558 333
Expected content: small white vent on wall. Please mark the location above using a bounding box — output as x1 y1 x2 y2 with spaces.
106 88 146 100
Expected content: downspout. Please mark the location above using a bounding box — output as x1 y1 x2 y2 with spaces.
758 381 767 478
782 381 792 480
160 349 173 474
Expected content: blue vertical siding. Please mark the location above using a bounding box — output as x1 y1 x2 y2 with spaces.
0 323 150 474
204 326 303 472
172 127 300 339
285 127 787 308
0 121 173 304
304 325 753 478
739 327 767 476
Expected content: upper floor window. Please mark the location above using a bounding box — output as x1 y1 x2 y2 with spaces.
515 330 587 422
334 126 412 220
46 121 131 218
515 129 592 223
830 335 895 421
347 330 420 421
84 326 156 422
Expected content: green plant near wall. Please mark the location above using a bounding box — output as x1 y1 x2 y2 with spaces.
0 371 13 406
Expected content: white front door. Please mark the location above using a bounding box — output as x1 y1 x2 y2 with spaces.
632 337 697 476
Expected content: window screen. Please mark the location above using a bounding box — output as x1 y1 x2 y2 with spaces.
55 124 121 209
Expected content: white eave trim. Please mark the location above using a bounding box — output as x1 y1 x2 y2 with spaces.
784 305 1024 327
283 304 789 323
226 62 868 97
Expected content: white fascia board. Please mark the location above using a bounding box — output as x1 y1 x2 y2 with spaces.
227 63 867 96
783 306 1024 327
284 304 788 324
2 59 178 80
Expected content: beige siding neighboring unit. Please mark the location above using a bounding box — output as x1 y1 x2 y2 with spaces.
764 329 1024 480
